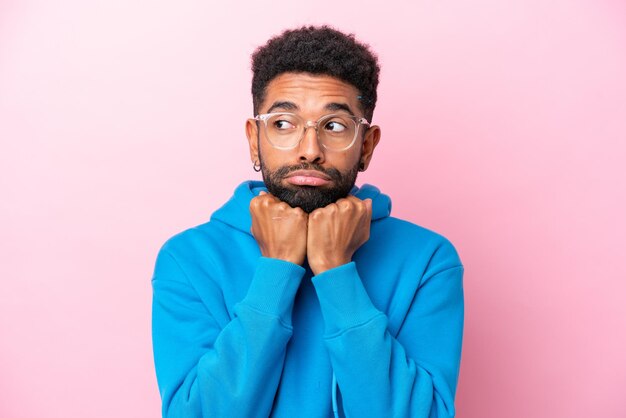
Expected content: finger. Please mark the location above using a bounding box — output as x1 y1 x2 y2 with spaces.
337 199 352 211
259 191 267 195
292 206 308 216
308 207 322 221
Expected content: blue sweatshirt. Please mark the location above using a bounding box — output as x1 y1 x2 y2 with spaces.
151 180 464 418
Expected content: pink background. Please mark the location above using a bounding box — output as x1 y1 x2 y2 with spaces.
1 0 625 417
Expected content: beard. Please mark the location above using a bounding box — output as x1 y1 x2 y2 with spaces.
259 148 361 214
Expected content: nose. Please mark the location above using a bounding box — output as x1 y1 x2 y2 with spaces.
298 125 325 164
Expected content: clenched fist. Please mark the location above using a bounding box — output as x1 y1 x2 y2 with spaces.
250 191 309 266
307 195 372 275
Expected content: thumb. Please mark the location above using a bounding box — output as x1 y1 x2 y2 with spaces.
259 191 267 195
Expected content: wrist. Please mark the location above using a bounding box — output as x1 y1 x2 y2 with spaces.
309 256 351 276
269 254 304 266
261 249 304 266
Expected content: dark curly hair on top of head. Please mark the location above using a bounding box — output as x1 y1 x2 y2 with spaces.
251 25 380 121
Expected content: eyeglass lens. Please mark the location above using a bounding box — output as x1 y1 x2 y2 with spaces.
264 113 358 150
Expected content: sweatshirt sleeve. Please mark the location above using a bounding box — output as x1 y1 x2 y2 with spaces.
311 251 464 417
151 249 306 418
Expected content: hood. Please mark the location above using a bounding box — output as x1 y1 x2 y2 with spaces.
211 180 392 235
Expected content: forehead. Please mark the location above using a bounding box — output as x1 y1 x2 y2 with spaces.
261 72 362 115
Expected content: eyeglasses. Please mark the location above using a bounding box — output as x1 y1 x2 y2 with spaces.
254 112 370 151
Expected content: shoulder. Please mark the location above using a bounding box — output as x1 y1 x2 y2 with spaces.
372 216 463 274
152 219 230 280
157 220 217 255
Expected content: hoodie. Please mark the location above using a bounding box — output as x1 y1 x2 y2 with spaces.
151 180 464 418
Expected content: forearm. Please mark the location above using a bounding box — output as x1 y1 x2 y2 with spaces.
153 254 306 418
312 262 464 418
160 309 294 417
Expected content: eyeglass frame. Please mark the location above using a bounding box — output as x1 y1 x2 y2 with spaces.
253 112 371 151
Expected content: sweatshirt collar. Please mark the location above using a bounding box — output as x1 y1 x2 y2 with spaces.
211 180 392 236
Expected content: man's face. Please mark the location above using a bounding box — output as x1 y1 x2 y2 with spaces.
246 72 381 213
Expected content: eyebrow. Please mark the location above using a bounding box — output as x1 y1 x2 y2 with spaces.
266 101 298 113
324 102 355 116
266 101 356 116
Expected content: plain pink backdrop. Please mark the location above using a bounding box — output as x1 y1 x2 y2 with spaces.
1 0 625 417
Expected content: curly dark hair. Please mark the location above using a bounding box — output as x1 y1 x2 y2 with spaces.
251 25 380 121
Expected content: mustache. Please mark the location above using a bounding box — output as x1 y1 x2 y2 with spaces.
273 163 342 180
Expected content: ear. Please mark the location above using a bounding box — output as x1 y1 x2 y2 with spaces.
360 125 381 171
245 118 259 164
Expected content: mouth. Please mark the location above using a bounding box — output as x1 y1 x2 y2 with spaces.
284 170 332 187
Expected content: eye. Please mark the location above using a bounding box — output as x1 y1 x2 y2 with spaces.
273 119 296 130
324 120 347 133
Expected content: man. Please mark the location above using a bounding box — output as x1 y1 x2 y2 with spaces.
152 26 464 418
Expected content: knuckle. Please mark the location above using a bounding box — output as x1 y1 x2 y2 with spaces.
338 201 352 211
